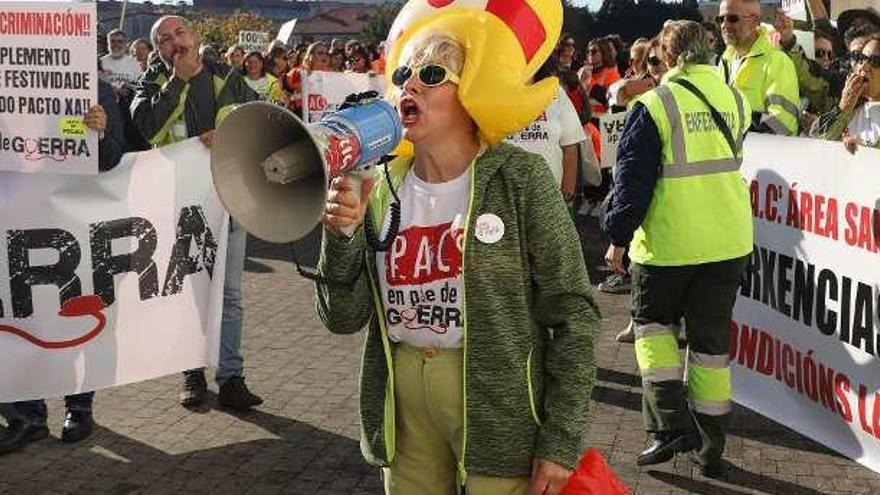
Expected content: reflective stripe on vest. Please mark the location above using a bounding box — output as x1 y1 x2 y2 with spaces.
766 94 799 121
687 351 732 416
654 84 745 179
629 66 754 266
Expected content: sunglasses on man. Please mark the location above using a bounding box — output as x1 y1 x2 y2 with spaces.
715 13 755 25
392 64 461 88
647 55 662 67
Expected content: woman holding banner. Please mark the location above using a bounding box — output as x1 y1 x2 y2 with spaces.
315 31 599 495
0 79 125 456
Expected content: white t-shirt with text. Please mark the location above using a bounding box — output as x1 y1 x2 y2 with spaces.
100 54 143 89
375 167 471 349
506 86 587 186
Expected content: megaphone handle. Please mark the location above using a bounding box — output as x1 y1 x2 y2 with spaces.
337 172 364 238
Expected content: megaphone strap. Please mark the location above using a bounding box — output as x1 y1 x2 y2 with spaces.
365 154 402 252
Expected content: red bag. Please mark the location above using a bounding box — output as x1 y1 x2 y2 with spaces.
560 448 631 495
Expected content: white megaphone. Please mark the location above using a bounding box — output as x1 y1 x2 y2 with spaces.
211 98 402 243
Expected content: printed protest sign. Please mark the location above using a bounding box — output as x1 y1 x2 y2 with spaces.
599 111 627 169
0 139 226 401
736 134 880 474
0 2 98 174
238 30 269 53
302 71 386 123
277 19 298 45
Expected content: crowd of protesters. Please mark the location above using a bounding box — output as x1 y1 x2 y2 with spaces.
545 2 880 301
2 2 879 491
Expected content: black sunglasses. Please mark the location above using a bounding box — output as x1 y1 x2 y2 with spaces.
392 64 460 88
848 52 867 65
647 55 662 67
715 14 740 24
864 54 880 68
815 48 834 59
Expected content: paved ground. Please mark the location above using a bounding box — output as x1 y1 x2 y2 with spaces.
1 219 878 494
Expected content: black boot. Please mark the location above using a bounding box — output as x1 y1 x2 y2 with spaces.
637 430 700 466
0 419 49 456
61 410 94 444
218 377 263 411
180 369 208 407
689 452 726 479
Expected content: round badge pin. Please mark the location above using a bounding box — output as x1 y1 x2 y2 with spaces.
475 213 504 244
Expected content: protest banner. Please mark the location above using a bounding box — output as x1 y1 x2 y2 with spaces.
301 70 386 123
0 139 227 402
599 111 627 169
781 0 808 21
238 30 269 53
736 134 880 474
0 2 98 174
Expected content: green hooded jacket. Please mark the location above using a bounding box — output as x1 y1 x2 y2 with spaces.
315 142 601 480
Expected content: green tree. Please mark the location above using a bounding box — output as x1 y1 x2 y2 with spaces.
594 0 701 41
360 2 404 46
190 11 275 49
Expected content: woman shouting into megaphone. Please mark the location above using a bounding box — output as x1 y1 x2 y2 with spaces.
316 32 600 495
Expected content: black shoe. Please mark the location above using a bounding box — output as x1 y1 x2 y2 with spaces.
689 452 726 479
615 321 635 343
597 273 632 294
218 377 263 411
0 419 49 456
61 410 94 444
180 370 208 407
636 431 700 466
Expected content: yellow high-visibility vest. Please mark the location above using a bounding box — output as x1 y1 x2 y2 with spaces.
719 27 800 136
630 65 753 266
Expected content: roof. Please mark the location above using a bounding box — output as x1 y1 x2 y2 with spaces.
294 5 379 36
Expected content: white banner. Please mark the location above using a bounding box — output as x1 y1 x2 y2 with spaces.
0 139 226 401
599 111 627 169
238 30 269 54
736 134 880 474
302 70 386 123
0 2 98 175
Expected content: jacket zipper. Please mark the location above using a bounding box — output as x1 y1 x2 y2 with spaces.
457 160 479 486
365 244 397 466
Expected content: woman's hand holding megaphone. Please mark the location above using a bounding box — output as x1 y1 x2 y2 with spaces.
322 174 377 237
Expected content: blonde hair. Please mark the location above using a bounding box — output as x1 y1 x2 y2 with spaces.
629 38 650 77
658 20 712 68
400 33 464 74
303 41 328 69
